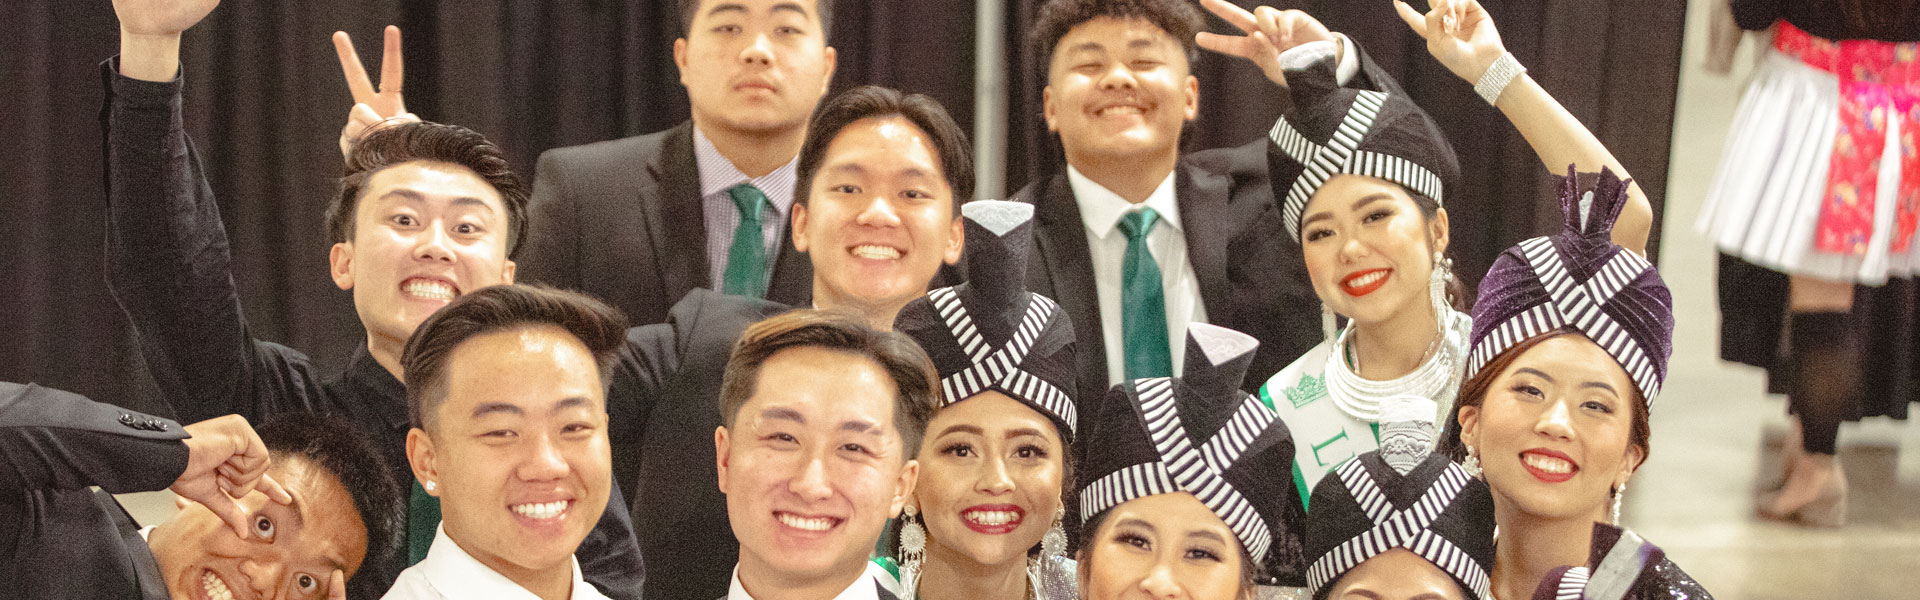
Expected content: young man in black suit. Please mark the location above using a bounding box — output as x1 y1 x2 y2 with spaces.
515 0 840 323
102 1 643 597
1018 0 1402 431
0 382 403 600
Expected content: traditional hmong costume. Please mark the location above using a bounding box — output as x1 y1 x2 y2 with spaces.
1302 396 1496 600
886 200 1080 600
1528 524 1712 600
1449 168 1708 598
1256 40 1469 509
1078 323 1308 598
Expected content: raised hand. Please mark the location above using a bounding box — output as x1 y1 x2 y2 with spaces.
113 0 222 81
171 414 293 540
1195 0 1335 87
326 570 348 600
333 26 418 158
1394 0 1507 84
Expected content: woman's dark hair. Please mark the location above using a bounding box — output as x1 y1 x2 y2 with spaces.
1405 188 1469 311
255 413 404 598
328 121 531 259
1441 328 1651 474
795 85 973 212
401 284 630 431
1030 0 1207 74
1076 504 1258 595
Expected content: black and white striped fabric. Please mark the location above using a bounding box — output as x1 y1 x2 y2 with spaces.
1302 452 1496 600
1525 523 1711 600
1076 323 1309 586
1267 44 1458 241
1464 168 1674 408
894 200 1080 442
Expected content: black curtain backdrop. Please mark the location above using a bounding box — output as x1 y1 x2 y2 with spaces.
1 0 1683 418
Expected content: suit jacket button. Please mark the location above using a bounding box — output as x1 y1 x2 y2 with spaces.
119 414 138 427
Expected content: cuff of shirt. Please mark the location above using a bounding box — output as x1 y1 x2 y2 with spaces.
102 55 185 109
1332 32 1360 86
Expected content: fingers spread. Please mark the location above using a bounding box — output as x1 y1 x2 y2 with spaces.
1195 31 1255 59
333 31 377 104
204 493 255 541
1200 0 1259 34
259 472 294 505
380 25 404 94
1394 1 1429 35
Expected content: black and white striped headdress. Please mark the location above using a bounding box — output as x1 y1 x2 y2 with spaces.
1269 42 1459 240
894 200 1078 441
1463 168 1674 407
1303 450 1496 600
1077 323 1307 585
1528 523 1708 600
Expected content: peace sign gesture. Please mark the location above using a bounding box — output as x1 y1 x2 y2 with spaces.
1394 0 1507 84
1194 0 1336 88
332 26 418 158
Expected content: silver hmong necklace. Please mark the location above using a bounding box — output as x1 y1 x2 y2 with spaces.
1322 310 1462 423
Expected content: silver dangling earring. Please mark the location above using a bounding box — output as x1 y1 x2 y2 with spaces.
1462 445 1483 479
899 504 926 596
1028 506 1068 600
1611 481 1627 525
1322 303 1338 340
1429 252 1454 321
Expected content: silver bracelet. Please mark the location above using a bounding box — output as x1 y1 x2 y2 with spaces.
1473 52 1527 106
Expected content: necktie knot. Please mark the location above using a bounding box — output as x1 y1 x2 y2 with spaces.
1119 207 1159 241
730 184 767 219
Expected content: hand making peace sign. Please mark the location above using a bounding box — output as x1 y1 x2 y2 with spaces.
332 25 419 158
1193 0 1336 88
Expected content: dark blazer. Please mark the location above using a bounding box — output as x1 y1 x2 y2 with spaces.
100 60 645 600
1015 39 1410 443
0 382 190 600
609 288 795 600
519 121 813 327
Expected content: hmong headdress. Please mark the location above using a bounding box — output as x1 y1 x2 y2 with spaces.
1268 41 1460 240
893 200 1078 441
1529 524 1709 600
1463 168 1674 406
1077 323 1306 584
1305 396 1496 600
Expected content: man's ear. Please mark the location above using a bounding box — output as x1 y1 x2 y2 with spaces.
501 258 517 284
791 203 812 253
1182 74 1200 121
888 459 920 518
673 38 691 87
820 45 838 90
330 242 355 291
714 426 732 495
406 428 439 497
943 215 964 265
1042 86 1058 132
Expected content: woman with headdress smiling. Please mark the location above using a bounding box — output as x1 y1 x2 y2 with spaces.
1199 0 1654 510
887 200 1081 600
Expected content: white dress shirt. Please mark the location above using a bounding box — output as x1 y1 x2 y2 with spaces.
726 561 893 600
1067 165 1209 387
694 127 800 290
382 525 610 600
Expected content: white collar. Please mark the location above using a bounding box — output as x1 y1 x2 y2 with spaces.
693 126 801 201
1066 164 1182 240
412 524 605 600
726 562 889 600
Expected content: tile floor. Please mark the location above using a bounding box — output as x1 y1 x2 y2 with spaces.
115 1 1920 597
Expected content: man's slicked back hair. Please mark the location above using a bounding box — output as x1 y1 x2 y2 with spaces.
254 413 404 598
718 309 940 456
795 85 973 212
1030 0 1207 76
400 284 630 432
679 0 837 39
328 121 532 259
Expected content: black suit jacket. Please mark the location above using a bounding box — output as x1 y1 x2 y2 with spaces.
0 382 189 600
520 122 813 327
1015 39 1410 444
609 288 794 600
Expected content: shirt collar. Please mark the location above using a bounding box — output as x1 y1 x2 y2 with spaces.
416 524 599 599
1065 165 1182 240
726 562 889 600
693 126 800 213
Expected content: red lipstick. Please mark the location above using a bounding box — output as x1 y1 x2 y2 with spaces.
1519 449 1578 484
1339 269 1391 297
959 504 1026 535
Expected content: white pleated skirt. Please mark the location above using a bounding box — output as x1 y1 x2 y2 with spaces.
1696 49 1919 285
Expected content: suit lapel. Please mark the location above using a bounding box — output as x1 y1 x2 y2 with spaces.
1175 161 1234 319
648 122 711 298
766 217 813 306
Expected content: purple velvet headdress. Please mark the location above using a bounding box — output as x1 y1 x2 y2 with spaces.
1268 41 1460 240
1465 168 1674 407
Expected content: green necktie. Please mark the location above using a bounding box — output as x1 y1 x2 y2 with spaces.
722 184 770 298
1118 208 1172 380
406 479 441 565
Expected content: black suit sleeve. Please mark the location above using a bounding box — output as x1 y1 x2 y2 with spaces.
0 382 191 549
519 149 583 290
1731 0 1781 32
100 59 329 425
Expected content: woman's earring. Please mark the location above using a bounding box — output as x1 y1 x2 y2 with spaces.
1028 506 1068 600
1429 251 1454 315
899 504 926 595
1611 481 1628 525
1462 445 1483 479
1322 303 1339 340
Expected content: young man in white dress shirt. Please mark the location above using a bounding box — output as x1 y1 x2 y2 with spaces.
384 285 630 600
713 310 939 600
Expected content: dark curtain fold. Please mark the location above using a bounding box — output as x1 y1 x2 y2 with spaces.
1 0 1683 418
